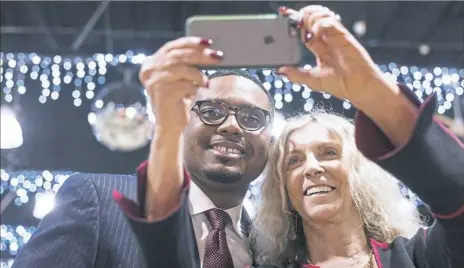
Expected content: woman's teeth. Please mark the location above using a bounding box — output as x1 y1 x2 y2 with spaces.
213 146 242 155
305 186 334 196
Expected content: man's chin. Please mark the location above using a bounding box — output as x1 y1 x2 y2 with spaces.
203 167 243 184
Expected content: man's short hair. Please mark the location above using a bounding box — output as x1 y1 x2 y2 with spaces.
207 69 275 117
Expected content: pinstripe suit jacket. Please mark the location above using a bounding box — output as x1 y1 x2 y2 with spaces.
13 173 145 268
13 172 255 268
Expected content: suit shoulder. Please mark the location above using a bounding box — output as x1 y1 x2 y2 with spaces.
66 172 138 200
68 172 137 185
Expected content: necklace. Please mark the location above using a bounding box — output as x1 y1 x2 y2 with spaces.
305 250 374 268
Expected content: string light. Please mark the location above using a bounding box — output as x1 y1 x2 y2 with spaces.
0 169 72 206
353 20 367 37
1 52 462 115
0 259 15 268
0 225 37 257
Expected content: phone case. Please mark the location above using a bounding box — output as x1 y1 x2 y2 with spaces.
186 14 302 69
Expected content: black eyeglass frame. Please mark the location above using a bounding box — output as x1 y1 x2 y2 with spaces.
191 100 272 131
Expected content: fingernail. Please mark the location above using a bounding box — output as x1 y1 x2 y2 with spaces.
200 38 213 46
275 70 286 75
209 50 224 60
304 32 313 42
278 6 289 15
297 21 303 29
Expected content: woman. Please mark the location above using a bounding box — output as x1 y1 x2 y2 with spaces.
250 7 463 267
251 112 424 268
114 4 463 268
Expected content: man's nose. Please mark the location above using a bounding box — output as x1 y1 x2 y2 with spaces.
216 113 243 136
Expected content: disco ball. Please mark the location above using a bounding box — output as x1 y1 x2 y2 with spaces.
88 68 154 152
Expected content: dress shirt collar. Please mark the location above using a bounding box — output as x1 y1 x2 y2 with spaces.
188 180 243 235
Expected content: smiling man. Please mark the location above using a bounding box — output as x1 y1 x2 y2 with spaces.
183 73 273 209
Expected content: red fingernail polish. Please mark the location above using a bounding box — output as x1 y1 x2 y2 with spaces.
297 21 303 29
200 39 213 46
305 32 313 42
210 50 224 60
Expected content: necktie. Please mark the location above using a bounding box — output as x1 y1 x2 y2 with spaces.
203 208 234 268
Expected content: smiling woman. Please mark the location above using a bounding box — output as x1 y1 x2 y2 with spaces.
251 110 422 267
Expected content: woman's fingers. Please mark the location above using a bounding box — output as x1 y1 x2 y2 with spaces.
313 17 350 44
277 66 323 91
300 13 336 58
303 9 335 36
281 6 344 59
315 17 374 65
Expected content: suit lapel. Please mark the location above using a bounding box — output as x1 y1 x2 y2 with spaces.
241 208 259 267
240 208 252 237
189 215 201 267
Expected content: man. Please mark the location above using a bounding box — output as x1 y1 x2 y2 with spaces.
12 37 274 268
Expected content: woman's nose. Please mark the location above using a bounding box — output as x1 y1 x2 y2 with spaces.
303 155 325 178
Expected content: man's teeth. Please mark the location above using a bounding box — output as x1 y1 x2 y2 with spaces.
213 146 242 155
305 186 334 196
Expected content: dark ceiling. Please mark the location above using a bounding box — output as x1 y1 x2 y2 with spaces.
1 1 464 68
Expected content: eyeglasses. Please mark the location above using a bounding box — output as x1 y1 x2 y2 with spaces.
192 100 271 131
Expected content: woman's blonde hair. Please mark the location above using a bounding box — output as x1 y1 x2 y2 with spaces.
250 111 422 265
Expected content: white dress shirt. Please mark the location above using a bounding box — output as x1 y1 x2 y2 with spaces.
188 180 252 268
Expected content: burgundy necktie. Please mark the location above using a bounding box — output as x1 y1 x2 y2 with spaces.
203 208 234 268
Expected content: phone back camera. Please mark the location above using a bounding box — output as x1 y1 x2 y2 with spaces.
264 35 275 45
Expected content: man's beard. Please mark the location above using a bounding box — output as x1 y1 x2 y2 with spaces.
203 167 243 183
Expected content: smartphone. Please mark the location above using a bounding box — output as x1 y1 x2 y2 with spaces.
185 14 302 68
